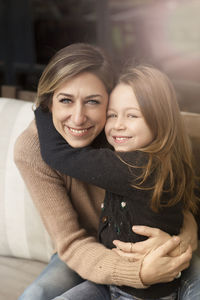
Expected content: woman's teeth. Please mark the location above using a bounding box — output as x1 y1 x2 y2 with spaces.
69 128 88 134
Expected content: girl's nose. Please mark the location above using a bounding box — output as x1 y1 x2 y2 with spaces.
114 117 126 130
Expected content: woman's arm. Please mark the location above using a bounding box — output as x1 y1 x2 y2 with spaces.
35 107 145 195
178 210 198 252
13 121 145 289
14 121 192 288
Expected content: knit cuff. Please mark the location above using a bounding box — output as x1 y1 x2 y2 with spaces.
112 257 149 289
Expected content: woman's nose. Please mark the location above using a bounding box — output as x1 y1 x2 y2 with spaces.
72 104 86 125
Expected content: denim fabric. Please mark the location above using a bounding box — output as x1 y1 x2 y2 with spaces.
110 286 177 300
178 254 200 300
18 253 83 300
53 281 110 300
18 253 200 300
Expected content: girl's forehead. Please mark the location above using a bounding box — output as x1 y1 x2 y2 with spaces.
109 83 140 111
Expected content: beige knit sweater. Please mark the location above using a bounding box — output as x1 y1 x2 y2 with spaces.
14 120 145 289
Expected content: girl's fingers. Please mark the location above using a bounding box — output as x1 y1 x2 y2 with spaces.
113 240 133 253
132 225 164 238
113 226 161 251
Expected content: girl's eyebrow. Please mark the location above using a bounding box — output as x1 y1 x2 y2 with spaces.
108 107 140 111
126 107 140 111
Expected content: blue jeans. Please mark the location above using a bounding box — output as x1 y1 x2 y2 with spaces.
51 254 200 300
18 253 83 300
53 281 110 300
178 254 200 299
109 286 177 300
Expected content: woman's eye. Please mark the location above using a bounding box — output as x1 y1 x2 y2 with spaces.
87 99 100 105
59 98 72 104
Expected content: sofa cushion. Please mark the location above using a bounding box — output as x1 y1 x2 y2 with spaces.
0 98 54 263
181 111 200 176
0 255 47 300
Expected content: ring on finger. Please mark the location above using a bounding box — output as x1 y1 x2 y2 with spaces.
175 272 181 279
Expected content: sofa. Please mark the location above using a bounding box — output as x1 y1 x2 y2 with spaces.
0 97 54 300
0 97 200 300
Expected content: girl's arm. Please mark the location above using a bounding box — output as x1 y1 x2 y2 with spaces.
35 107 146 195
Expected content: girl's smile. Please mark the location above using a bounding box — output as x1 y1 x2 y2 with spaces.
112 136 133 144
105 83 154 152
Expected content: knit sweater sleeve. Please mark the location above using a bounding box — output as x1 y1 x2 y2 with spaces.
35 108 146 195
13 120 147 289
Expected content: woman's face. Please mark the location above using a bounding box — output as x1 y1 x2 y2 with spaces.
51 72 108 148
105 83 154 152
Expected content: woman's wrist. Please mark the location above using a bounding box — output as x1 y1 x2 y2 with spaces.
179 211 198 251
139 256 151 287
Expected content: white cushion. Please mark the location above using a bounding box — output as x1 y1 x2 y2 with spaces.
0 98 54 263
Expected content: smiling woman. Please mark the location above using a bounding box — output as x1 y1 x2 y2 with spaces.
51 72 108 148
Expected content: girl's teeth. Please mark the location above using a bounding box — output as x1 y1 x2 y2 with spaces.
116 137 127 141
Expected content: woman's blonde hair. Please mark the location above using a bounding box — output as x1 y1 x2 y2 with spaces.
119 65 199 213
35 43 115 110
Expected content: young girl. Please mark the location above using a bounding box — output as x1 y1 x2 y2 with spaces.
35 65 199 299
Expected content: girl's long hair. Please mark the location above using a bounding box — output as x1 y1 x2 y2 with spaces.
119 65 199 213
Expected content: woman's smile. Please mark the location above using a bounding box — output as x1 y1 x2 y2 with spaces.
64 125 94 137
51 72 108 148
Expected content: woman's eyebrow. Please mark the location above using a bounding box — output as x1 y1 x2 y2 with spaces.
56 93 73 98
85 94 103 99
56 93 102 99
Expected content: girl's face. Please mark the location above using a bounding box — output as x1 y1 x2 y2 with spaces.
105 83 154 152
51 72 108 148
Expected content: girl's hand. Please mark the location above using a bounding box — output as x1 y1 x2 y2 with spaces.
140 237 192 285
112 210 198 260
113 226 171 261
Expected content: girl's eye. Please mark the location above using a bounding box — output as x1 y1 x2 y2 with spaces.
59 98 72 104
107 113 117 119
128 114 137 118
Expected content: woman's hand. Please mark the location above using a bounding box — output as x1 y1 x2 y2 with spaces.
140 237 192 285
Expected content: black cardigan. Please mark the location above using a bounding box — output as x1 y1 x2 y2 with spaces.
35 107 184 298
